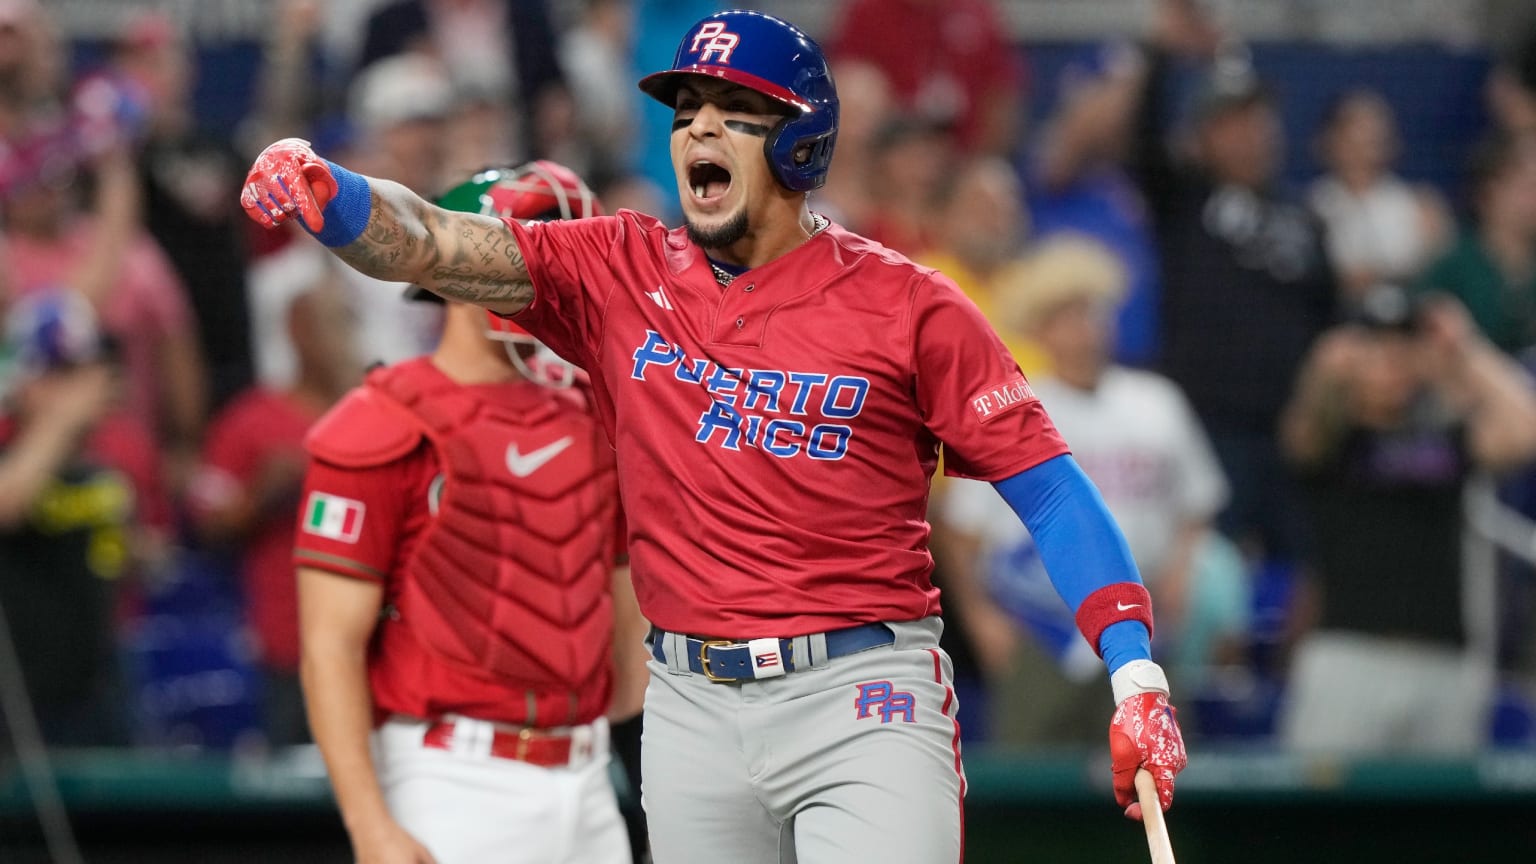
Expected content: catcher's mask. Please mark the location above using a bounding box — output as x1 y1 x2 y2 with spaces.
408 161 603 388
483 312 578 389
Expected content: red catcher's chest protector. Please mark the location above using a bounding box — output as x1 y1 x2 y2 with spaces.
368 361 619 693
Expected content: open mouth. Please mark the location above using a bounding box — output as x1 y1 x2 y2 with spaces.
688 161 732 201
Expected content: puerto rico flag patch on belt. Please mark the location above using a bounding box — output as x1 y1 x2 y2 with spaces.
303 491 365 543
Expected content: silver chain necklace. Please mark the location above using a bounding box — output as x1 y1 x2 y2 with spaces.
710 213 829 286
710 262 739 286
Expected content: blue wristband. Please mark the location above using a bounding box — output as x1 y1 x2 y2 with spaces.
309 160 372 248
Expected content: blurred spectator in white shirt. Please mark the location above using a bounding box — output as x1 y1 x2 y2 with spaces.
1308 89 1451 305
558 0 639 182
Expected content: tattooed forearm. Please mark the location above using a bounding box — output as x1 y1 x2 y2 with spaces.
430 273 535 306
503 231 527 273
328 180 534 314
420 203 534 313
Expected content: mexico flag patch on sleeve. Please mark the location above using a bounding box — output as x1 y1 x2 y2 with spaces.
303 491 366 543
968 376 1038 424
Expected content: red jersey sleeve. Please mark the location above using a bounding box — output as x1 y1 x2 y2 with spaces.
292 455 415 583
911 273 1069 481
186 392 271 529
502 215 628 369
202 393 264 484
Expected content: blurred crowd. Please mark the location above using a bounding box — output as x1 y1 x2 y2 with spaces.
3 0 1536 761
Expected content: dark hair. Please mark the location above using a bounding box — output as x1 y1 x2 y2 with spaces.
1502 20 1536 91
1464 131 1530 214
1192 61 1274 124
869 113 951 156
928 154 1015 211
1317 88 1390 134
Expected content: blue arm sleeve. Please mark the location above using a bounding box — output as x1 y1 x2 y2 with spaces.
992 454 1152 673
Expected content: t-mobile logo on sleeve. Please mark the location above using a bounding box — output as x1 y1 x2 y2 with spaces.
969 377 1037 424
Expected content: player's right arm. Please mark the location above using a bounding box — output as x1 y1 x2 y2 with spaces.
240 138 534 315
607 564 651 723
298 566 438 864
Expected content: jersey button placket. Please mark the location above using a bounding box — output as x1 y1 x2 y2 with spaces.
713 282 765 345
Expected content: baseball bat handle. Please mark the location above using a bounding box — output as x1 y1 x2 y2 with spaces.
1136 768 1177 864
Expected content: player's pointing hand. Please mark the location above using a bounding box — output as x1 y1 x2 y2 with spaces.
240 137 337 232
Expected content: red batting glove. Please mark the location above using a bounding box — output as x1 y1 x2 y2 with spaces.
240 138 337 232
1109 691 1187 820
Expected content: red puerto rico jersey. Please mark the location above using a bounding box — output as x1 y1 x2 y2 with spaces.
506 211 1068 637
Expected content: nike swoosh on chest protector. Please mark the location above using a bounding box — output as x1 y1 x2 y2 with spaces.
506 436 575 477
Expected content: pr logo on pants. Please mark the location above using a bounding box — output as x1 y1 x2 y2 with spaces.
853 681 915 724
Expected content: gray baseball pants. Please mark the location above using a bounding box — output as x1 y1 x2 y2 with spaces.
641 617 965 863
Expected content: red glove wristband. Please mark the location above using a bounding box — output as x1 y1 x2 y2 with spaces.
1075 582 1153 658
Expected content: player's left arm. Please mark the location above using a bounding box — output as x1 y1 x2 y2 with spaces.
992 456 1188 820
908 274 1186 819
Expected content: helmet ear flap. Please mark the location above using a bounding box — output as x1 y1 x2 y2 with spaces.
763 115 794 188
765 112 837 192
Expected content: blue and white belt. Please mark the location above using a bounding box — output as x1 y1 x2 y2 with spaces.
650 622 894 682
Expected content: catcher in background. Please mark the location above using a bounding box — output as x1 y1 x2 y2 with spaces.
295 162 647 864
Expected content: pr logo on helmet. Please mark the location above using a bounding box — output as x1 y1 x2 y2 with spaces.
690 22 740 64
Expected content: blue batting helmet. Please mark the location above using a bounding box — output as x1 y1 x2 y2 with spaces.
638 9 839 192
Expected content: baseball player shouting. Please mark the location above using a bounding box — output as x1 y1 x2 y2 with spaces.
248 10 1187 862
295 163 647 864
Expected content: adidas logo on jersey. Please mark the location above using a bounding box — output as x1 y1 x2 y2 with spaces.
646 285 674 310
